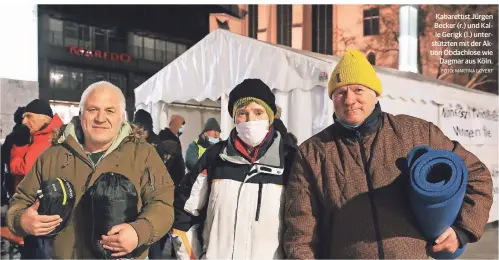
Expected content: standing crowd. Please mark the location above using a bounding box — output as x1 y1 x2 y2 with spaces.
0 50 493 259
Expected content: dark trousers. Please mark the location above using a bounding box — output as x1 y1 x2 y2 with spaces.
20 236 52 259
148 233 174 259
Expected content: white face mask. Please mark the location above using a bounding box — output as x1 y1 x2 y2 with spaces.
208 137 220 145
235 120 269 147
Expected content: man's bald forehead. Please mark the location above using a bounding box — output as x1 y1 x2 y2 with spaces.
80 81 126 113
88 83 122 96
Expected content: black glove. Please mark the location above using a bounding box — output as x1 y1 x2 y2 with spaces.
12 124 31 147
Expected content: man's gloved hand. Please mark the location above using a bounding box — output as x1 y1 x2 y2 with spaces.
12 125 31 147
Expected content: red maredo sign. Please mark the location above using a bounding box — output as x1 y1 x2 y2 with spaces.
69 46 131 63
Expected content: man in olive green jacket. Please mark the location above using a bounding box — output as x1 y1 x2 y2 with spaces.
7 81 174 259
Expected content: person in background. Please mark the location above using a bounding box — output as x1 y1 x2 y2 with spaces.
133 109 179 260
133 109 161 146
158 115 186 186
145 114 186 259
1 107 32 250
7 100 63 258
9 100 63 191
185 118 221 172
133 110 175 174
1 107 30 203
159 115 185 141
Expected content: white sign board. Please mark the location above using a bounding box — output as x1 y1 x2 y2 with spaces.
439 103 498 222
439 103 498 145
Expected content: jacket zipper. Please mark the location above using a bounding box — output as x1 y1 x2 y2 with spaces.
232 167 256 259
232 181 245 259
63 143 96 192
255 182 263 221
356 131 385 259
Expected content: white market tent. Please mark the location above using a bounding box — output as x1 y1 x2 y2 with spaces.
135 29 498 222
49 100 80 124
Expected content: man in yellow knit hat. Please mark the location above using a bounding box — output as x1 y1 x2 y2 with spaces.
283 50 492 259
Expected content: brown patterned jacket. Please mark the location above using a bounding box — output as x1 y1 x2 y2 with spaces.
283 103 493 259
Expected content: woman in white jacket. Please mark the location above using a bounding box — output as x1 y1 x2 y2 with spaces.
171 79 297 259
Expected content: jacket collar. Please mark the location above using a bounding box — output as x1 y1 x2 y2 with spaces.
333 102 383 138
57 121 134 165
146 131 160 144
159 128 180 142
197 134 211 148
33 114 63 137
221 127 282 166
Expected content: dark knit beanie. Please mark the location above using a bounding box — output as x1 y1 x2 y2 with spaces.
24 99 53 118
228 79 277 118
133 109 153 131
203 118 221 133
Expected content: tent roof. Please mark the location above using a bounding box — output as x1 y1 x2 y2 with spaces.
276 41 497 98
135 29 497 110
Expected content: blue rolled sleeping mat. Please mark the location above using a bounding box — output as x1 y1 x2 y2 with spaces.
407 145 468 259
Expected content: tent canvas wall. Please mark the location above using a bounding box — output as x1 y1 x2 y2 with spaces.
135 29 498 222
50 100 80 124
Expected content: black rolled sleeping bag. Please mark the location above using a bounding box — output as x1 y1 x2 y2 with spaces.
37 177 76 236
86 172 139 259
27 178 76 259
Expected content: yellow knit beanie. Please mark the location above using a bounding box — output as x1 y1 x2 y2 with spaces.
328 50 382 98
